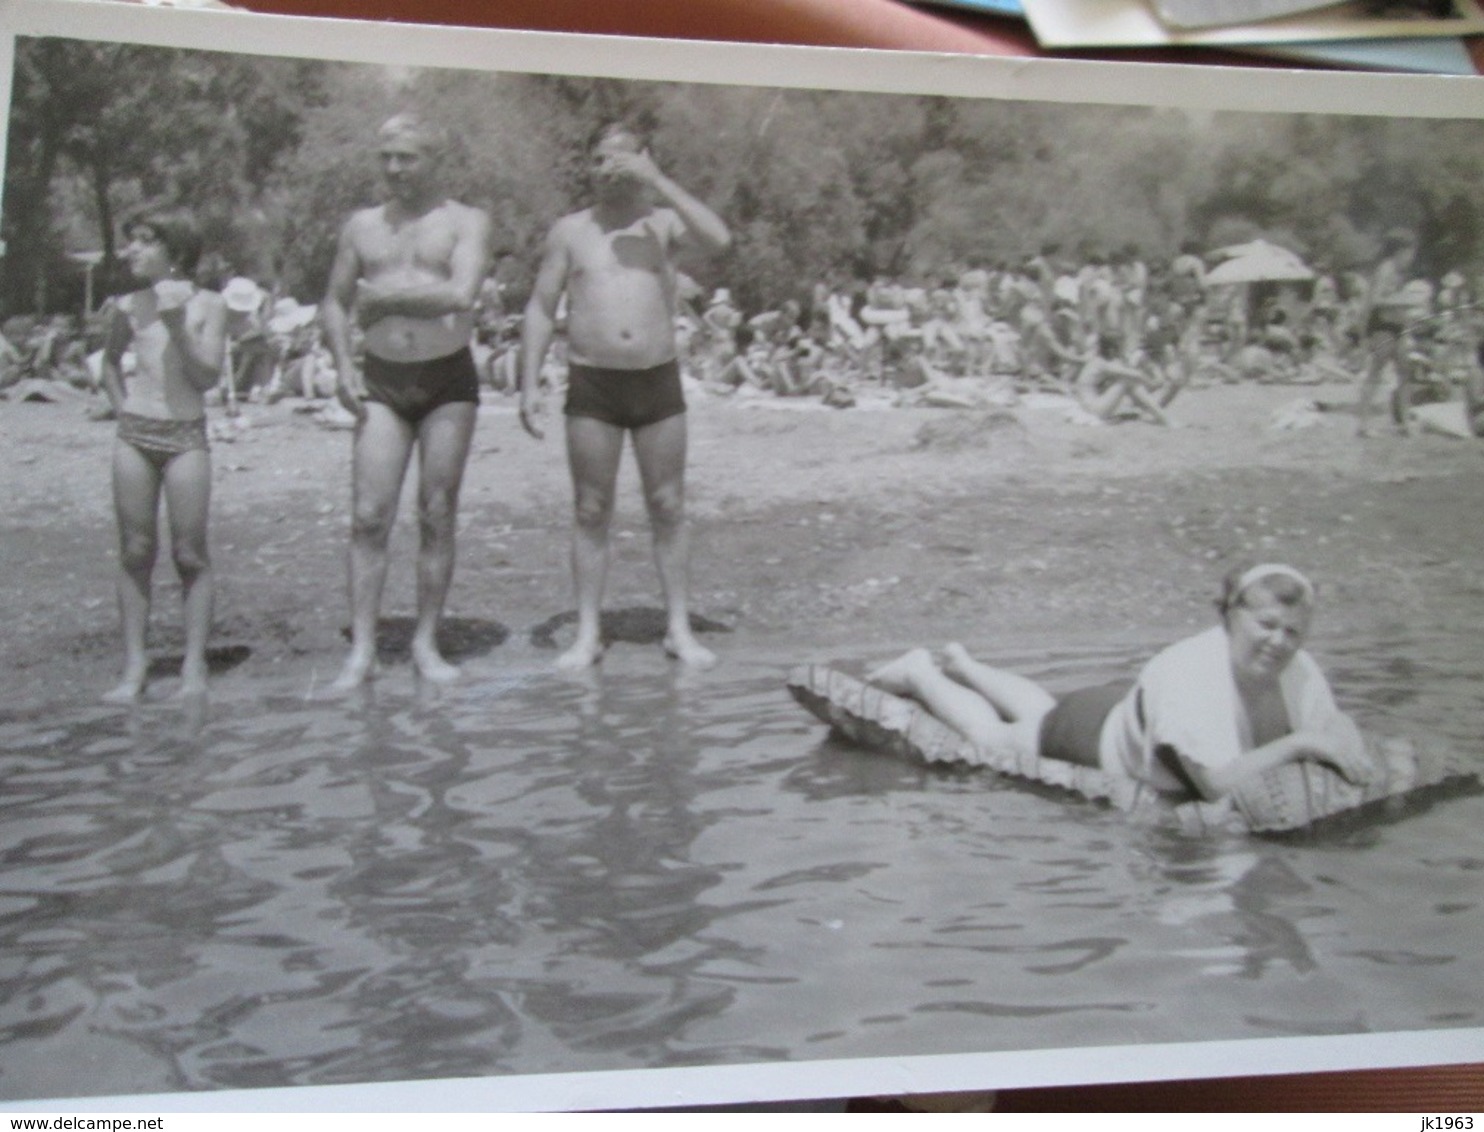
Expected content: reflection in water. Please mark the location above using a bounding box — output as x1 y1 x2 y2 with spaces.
0 631 1480 1099
1153 847 1318 978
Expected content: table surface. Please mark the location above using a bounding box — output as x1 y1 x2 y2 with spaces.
233 0 1484 71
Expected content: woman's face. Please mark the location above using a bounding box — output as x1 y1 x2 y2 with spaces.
123 226 175 284
1226 588 1312 684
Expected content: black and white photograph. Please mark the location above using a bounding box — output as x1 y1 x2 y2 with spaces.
0 0 1481 1112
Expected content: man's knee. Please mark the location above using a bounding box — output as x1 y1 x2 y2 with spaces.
572 487 614 532
350 498 397 546
418 483 461 540
418 502 460 549
645 481 685 530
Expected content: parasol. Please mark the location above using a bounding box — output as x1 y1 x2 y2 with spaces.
1205 240 1315 285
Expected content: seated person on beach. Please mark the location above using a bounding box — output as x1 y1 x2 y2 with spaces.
1018 303 1085 391
221 276 273 406
1072 334 1178 425
698 288 743 380
859 278 915 343
952 271 993 368
919 283 967 370
98 209 228 703
712 324 788 394
866 563 1378 802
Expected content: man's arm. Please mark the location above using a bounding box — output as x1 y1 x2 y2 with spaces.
518 222 571 440
356 207 493 323
609 150 730 253
321 219 367 413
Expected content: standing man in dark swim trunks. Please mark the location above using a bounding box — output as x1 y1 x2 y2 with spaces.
520 123 730 670
322 112 492 690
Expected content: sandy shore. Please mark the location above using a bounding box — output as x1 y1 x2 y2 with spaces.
2 379 1481 713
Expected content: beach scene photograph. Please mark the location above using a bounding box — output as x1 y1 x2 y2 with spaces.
0 5 1482 1109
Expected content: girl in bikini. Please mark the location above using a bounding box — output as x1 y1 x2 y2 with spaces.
99 209 227 702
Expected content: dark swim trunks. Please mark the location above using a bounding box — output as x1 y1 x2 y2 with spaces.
1037 681 1128 769
117 411 208 473
564 359 685 431
363 346 480 427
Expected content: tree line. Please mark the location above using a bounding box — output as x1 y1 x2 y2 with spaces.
5 35 1483 320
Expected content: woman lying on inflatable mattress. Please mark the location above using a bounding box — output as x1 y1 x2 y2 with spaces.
867 562 1379 802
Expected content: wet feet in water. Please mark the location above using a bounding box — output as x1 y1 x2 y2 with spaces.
180 688 209 736
663 632 717 670
556 636 606 671
102 670 148 705
328 650 377 694
412 641 461 684
178 661 209 700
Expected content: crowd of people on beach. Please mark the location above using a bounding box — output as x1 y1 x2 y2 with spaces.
675 237 1484 431
6 222 1484 436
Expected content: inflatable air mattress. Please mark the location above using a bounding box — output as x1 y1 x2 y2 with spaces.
787 663 1478 835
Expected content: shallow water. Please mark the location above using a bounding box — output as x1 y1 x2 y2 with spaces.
0 629 1481 1102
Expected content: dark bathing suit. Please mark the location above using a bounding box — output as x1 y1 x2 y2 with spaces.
117 411 208 473
363 346 480 427
1037 681 1129 769
564 359 685 431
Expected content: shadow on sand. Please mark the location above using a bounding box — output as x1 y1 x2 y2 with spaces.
527 606 732 651
146 643 253 681
338 616 512 666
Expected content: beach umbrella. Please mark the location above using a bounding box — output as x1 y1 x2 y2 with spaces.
1206 241 1315 285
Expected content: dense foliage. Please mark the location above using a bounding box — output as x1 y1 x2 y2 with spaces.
5 36 1483 317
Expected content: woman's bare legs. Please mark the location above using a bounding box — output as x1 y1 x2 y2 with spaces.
162 447 214 697
867 647 1018 753
940 642 1056 722
1122 379 1173 426
106 442 162 702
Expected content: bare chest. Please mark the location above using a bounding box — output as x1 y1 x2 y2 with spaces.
569 218 671 283
358 212 461 278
